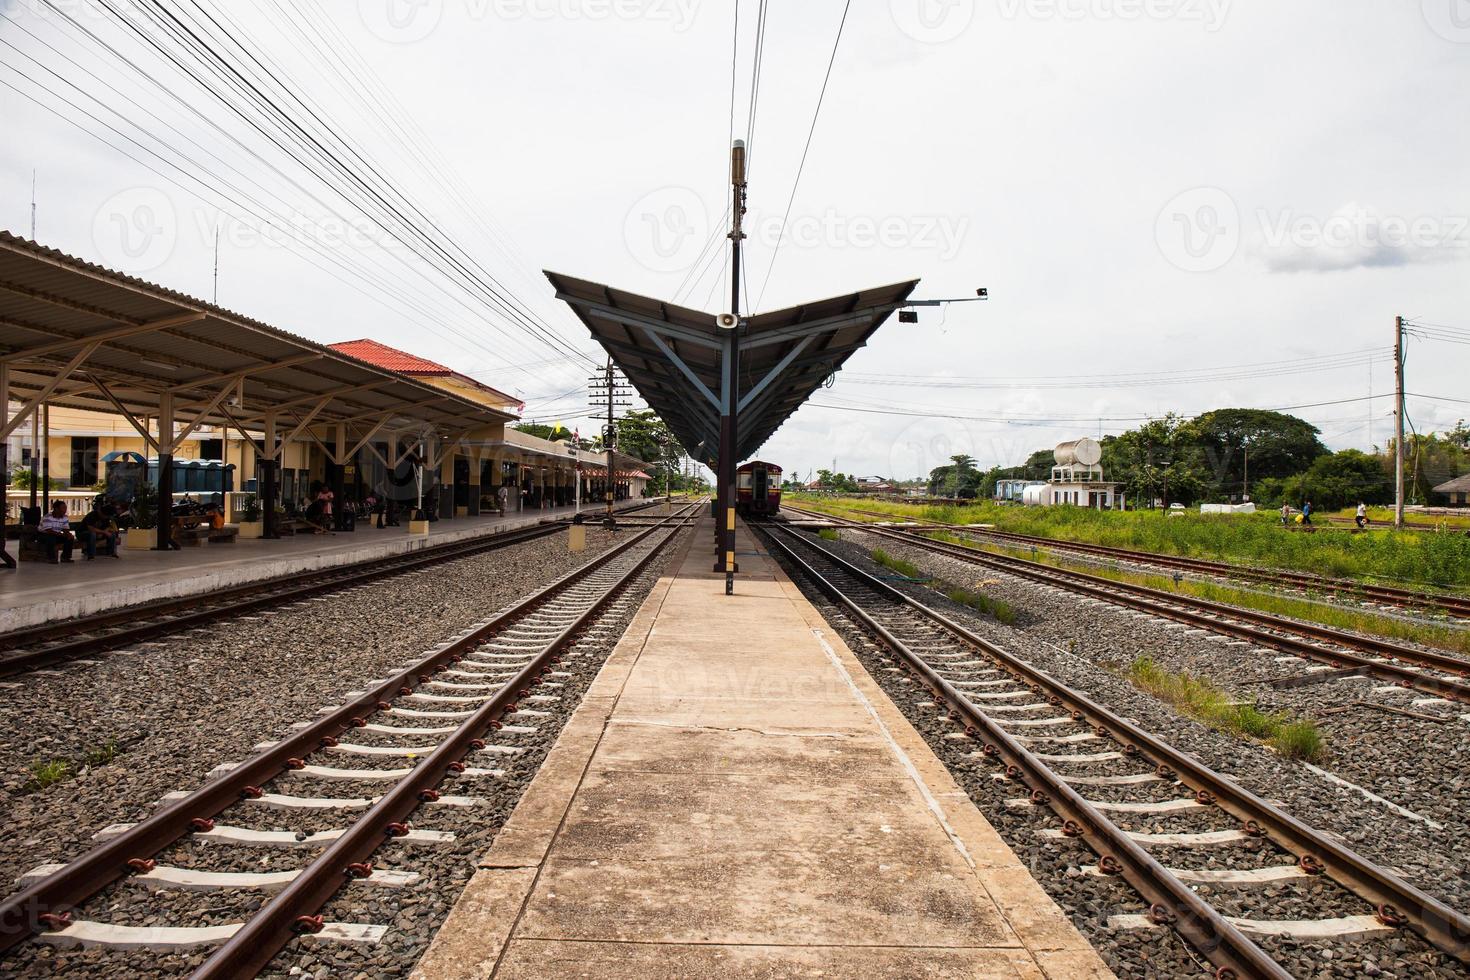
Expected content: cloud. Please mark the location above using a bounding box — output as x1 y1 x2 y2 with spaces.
1252 202 1470 274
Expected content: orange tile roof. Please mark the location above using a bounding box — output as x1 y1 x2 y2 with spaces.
330 338 452 376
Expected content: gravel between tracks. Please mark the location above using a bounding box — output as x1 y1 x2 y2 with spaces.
0 527 628 895
2 522 689 980
775 527 1469 980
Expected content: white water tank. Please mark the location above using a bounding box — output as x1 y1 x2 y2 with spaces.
1021 484 1049 506
1054 438 1102 467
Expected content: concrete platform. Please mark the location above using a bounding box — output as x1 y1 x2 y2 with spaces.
0 501 647 632
412 518 1112 979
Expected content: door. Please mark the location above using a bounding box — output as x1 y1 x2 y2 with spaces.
70 436 99 488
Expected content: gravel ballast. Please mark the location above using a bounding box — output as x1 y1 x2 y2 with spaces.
768 525 1468 980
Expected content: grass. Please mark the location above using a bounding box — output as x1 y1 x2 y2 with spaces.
870 548 924 580
20 738 123 795
817 528 840 542
789 493 1470 590
24 759 72 792
948 532 1470 659
945 585 1018 625
1126 656 1325 761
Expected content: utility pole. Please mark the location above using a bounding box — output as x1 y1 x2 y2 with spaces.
212 222 221 304
714 139 746 595
1394 315 1405 529
30 170 37 240
589 360 629 530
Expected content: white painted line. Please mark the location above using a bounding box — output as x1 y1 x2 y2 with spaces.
1064 772 1163 786
38 919 387 950
1033 751 1123 763
289 765 413 781
1300 762 1445 830
993 716 1075 727
1107 913 1393 942
362 723 459 736
330 742 440 757
21 863 418 891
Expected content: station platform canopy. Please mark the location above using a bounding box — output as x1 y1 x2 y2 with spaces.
546 272 918 465
0 231 518 447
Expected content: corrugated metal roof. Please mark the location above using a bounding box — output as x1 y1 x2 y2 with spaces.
546 271 916 465
329 339 453 376
1433 473 1470 494
0 231 516 434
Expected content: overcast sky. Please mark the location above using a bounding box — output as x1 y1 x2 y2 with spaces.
3 0 1467 480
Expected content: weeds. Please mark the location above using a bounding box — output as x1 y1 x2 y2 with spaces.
20 738 124 795
25 759 71 792
1126 657 1324 761
789 493 1470 589
871 548 924 580
817 528 839 542
945 586 1018 625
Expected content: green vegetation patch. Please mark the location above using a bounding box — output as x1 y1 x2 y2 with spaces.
817 528 840 542
20 738 123 795
1126 657 1324 761
945 585 1018 625
871 548 924 580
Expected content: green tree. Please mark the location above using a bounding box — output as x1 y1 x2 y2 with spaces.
1183 409 1327 501
1254 449 1391 510
514 422 572 441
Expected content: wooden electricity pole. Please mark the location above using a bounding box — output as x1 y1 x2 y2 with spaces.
1394 315 1405 529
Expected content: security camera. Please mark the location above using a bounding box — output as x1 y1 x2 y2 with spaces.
976 288 988 298
716 312 738 330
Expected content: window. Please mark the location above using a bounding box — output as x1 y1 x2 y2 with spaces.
69 437 99 488
199 438 223 461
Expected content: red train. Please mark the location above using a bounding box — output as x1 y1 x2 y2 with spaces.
736 460 783 517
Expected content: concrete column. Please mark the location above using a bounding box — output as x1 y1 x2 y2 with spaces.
0 364 12 568
262 413 279 539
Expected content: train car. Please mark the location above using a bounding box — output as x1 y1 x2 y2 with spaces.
735 460 783 517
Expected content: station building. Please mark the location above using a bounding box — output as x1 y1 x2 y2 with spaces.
0 231 650 561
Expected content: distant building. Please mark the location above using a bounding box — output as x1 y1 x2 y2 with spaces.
994 478 1045 504
853 476 893 494
1433 474 1470 507
1021 439 1122 509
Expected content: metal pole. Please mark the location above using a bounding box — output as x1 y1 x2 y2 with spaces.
715 139 746 595
29 407 38 511
41 403 50 513
0 364 13 569
155 392 173 551
1394 315 1405 529
604 358 615 529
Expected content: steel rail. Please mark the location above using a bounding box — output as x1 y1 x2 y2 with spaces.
792 502 1470 619
0 502 665 678
760 524 1288 980
812 515 1470 703
190 507 696 979
0 505 696 958
762 523 1470 969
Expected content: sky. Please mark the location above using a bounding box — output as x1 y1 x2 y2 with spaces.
2 0 1467 482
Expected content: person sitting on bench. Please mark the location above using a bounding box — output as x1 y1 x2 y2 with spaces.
38 501 77 563
81 502 120 559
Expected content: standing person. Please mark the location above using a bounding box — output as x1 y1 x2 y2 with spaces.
38 501 76 563
316 486 334 527
1280 502 1291 527
1301 500 1313 526
1355 501 1368 529
497 482 509 517
81 503 120 559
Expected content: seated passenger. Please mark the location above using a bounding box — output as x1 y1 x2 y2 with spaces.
38 501 77 563
81 503 120 559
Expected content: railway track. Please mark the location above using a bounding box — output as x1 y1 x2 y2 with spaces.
802 502 1470 620
0 502 664 679
759 522 1470 979
0 503 697 978
786 507 1470 704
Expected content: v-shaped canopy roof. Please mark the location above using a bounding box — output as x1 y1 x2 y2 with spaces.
546 271 917 465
